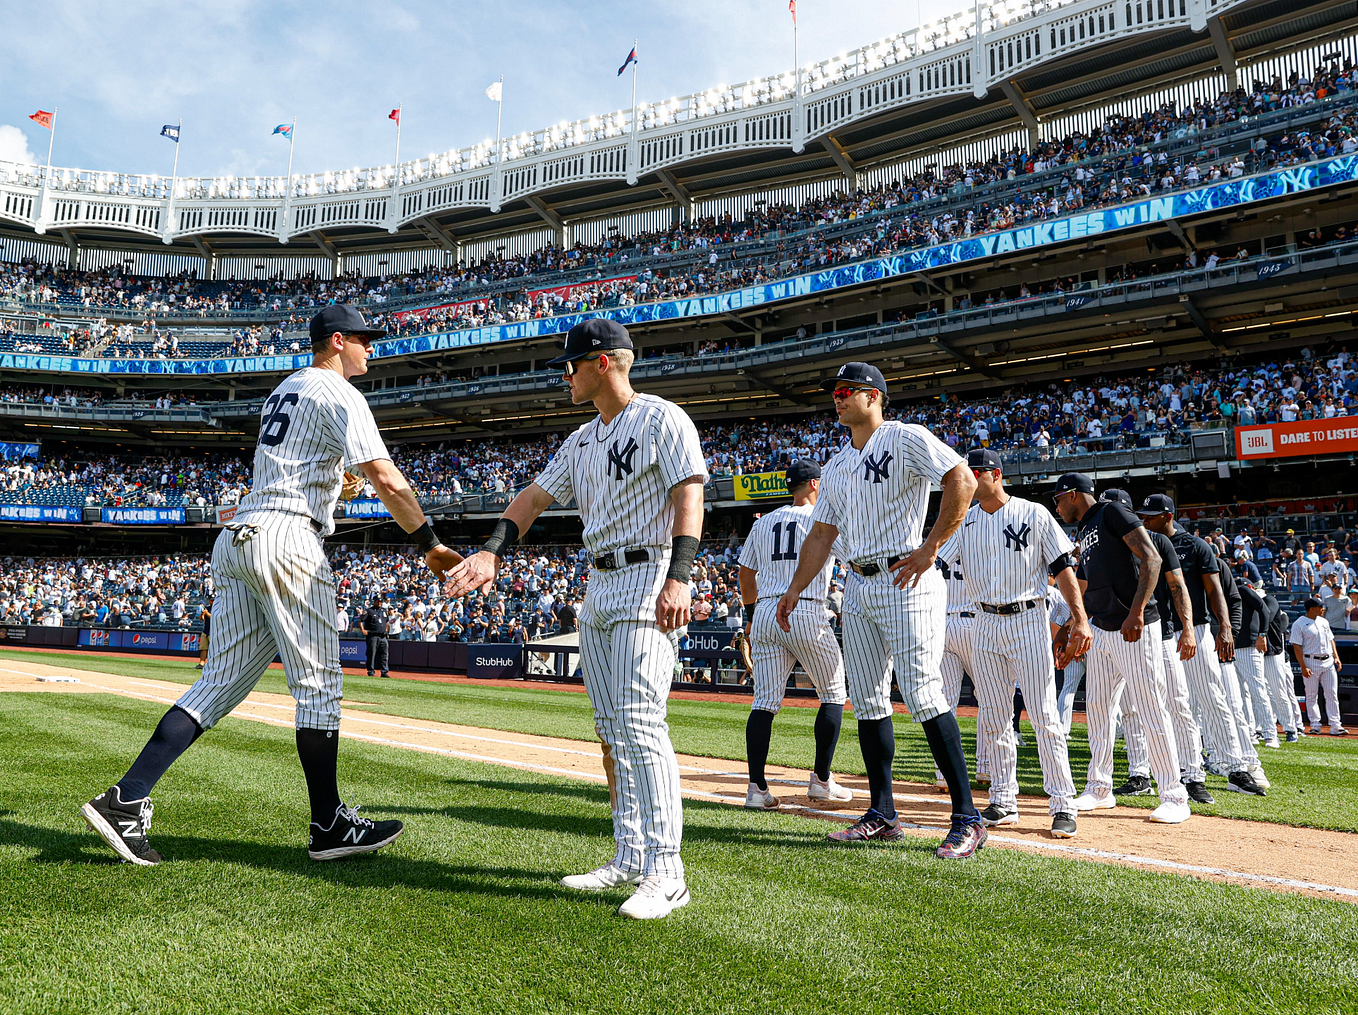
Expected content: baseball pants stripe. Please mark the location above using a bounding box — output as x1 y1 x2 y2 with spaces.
1084 622 1187 806
1180 626 1251 773
1303 661 1342 731
580 618 684 879
1235 647 1277 738
1123 638 1206 784
1217 660 1260 766
1264 654 1300 734
750 601 846 713
971 610 1075 815
841 569 948 723
177 523 343 731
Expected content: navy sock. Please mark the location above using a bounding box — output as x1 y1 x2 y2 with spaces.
813 703 844 781
296 728 343 826
745 709 776 790
1012 690 1024 734
922 711 977 817
857 717 896 819
117 706 202 801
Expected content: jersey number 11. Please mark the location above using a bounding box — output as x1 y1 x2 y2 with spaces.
770 521 799 562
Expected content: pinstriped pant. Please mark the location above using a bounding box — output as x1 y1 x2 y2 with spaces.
579 561 683 879
1180 626 1253 773
1217 659 1261 767
1056 659 1085 736
939 613 978 781
1302 659 1342 731
1084 621 1188 806
1264 653 1301 734
177 522 343 731
841 568 948 723
1234 647 1278 737
971 609 1075 815
749 600 846 713
1122 636 1206 784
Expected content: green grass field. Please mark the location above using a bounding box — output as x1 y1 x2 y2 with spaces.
2 689 1357 1015
4 648 1356 832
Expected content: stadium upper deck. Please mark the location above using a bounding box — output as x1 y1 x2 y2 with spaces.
0 0 1350 273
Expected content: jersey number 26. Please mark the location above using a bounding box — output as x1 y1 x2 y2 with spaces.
260 392 299 447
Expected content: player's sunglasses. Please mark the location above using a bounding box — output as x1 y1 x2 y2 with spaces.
831 385 874 400
341 333 375 349
563 353 605 376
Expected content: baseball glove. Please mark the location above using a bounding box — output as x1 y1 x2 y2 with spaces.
339 469 366 501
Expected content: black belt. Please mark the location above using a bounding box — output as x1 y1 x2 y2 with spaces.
593 548 656 570
758 596 818 604
950 611 975 619
979 599 1042 616
850 554 905 577
1304 653 1330 661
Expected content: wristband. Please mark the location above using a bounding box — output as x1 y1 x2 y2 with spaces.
481 517 520 559
410 520 440 554
743 603 756 622
666 535 700 584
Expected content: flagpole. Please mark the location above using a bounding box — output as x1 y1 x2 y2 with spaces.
388 103 404 235
43 106 57 184
36 106 57 234
626 42 640 186
491 76 504 213
163 119 182 246
392 103 403 173
792 5 805 153
630 39 639 130
280 118 297 248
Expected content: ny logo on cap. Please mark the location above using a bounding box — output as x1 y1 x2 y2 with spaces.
862 451 893 484
592 338 602 345
1003 522 1031 552
608 438 640 480
837 365 847 375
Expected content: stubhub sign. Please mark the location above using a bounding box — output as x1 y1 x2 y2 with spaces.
468 645 523 680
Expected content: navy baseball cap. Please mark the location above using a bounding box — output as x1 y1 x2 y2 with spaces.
1051 473 1095 498
1304 596 1324 610
1100 488 1133 508
1136 493 1176 516
822 361 887 393
967 448 1002 471
309 304 385 345
785 460 821 487
546 319 634 366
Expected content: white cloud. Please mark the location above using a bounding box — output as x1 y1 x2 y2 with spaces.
0 125 38 166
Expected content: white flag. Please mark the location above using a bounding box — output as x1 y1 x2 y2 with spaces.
484 81 502 102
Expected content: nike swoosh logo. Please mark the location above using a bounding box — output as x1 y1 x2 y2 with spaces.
579 441 590 447
964 520 976 526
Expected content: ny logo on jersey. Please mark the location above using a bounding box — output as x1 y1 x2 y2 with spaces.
1003 522 1031 552
607 437 640 480
861 451 893 484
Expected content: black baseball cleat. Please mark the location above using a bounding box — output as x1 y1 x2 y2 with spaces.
308 803 404 860
1050 812 1078 839
1184 781 1216 805
81 786 162 866
979 803 1019 826
1225 771 1267 797
1113 774 1155 797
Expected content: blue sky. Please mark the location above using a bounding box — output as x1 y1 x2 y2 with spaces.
0 0 956 180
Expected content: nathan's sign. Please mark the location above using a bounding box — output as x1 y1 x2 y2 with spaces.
734 471 789 501
1236 420 1358 460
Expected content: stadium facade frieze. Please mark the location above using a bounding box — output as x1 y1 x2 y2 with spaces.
5 150 1356 379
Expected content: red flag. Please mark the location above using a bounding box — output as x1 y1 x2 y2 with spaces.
29 109 53 130
788 0 796 24
388 108 401 125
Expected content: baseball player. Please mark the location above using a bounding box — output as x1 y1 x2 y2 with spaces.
776 362 987 859
935 531 979 788
1098 488 1208 805
1291 597 1348 735
1052 474 1190 823
948 449 1090 838
738 460 853 809
1136 497 1266 796
1211 551 1272 790
362 596 391 679
444 319 706 920
1262 587 1303 741
82 305 461 866
1235 577 1280 746
196 596 211 669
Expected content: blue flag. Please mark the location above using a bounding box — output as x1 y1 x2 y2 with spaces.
160 124 180 143
273 123 293 138
617 46 637 76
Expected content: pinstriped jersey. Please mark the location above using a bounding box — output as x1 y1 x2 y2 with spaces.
955 495 1073 606
232 367 389 537
811 421 963 561
935 534 973 613
535 392 708 554
738 502 841 601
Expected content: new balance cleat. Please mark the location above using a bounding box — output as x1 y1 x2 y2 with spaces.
935 814 987 858
826 809 904 843
1225 771 1266 797
1184 781 1215 805
744 783 780 810
807 774 853 802
81 786 161 866
308 803 403 860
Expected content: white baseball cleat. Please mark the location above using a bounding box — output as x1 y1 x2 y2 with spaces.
807 774 853 802
934 769 948 791
1247 763 1271 790
744 783 780 810
1148 800 1192 824
560 864 644 891
618 876 690 920
1072 791 1116 811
